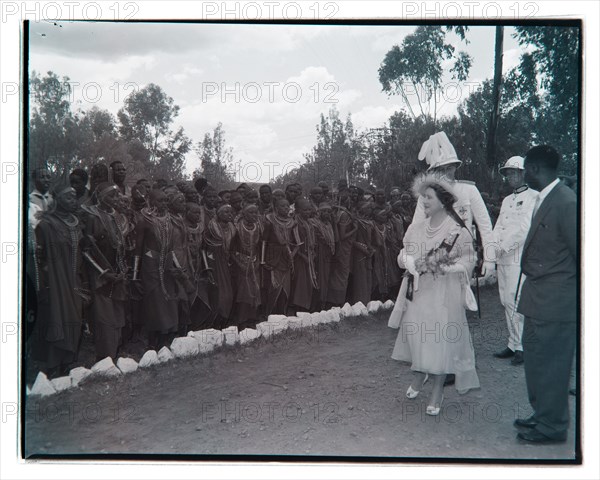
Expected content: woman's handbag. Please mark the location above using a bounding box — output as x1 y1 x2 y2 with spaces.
462 281 479 311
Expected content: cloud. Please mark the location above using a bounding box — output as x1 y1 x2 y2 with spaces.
29 22 216 61
29 22 332 62
165 65 205 85
352 104 403 130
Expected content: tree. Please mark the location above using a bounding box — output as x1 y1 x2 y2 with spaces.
514 25 580 173
29 71 77 171
118 83 191 179
378 26 472 124
300 107 364 188
193 123 236 190
365 112 436 192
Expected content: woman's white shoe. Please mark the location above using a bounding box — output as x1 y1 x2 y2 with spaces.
426 395 444 416
405 374 429 399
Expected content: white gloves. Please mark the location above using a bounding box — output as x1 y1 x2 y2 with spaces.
481 261 497 284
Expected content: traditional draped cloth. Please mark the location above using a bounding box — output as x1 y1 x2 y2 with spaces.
32 213 87 369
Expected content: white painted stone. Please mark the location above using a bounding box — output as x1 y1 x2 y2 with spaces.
383 299 395 309
50 376 72 393
239 328 259 344
367 300 383 314
329 308 342 323
69 366 93 387
341 302 354 317
287 316 303 330
157 346 175 363
91 357 122 377
297 311 314 327
269 316 289 330
138 350 159 368
352 301 369 317
117 357 139 374
256 321 274 339
170 337 200 358
30 372 56 397
271 317 288 335
222 326 240 346
198 329 225 347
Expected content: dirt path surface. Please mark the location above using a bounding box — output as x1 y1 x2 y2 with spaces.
23 286 577 461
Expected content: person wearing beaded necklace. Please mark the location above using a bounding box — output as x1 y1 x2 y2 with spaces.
289 198 318 315
258 184 273 215
133 189 179 350
385 204 404 299
325 194 356 308
31 180 88 378
204 204 237 329
262 198 296 315
185 202 212 332
230 204 263 329
309 202 336 311
201 186 219 229
348 201 375 305
390 174 479 416
371 207 392 301
81 182 128 362
168 191 195 335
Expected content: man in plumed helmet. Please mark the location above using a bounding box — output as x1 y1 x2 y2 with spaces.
412 132 495 282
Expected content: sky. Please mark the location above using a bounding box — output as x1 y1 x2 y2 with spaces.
28 21 526 182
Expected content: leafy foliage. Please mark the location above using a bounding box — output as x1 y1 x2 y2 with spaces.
192 123 237 190
378 26 472 123
28 73 192 183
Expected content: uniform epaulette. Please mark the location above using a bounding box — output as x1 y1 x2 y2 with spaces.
457 179 475 185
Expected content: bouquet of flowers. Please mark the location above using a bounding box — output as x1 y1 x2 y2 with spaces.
414 235 461 278
405 231 461 300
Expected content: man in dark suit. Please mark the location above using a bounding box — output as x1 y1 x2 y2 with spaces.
514 145 578 444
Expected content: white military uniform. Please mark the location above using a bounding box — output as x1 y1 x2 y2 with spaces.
493 184 538 352
413 179 495 263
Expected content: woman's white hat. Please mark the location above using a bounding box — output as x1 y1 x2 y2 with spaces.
418 131 462 171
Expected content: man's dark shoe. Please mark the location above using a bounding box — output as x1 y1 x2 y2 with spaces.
511 351 524 365
444 374 455 386
494 347 515 359
514 415 538 429
517 429 566 444
569 388 576 396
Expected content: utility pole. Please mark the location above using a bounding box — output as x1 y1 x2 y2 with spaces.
487 26 504 173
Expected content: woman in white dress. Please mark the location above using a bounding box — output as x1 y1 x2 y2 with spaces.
390 173 480 415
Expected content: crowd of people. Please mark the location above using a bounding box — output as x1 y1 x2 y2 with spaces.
26 156 420 376
26 132 577 446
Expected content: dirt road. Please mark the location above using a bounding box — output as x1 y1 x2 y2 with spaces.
23 286 578 460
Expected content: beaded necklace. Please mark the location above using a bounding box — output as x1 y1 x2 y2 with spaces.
425 215 450 239
238 220 259 255
269 213 294 245
310 218 335 254
143 208 174 300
